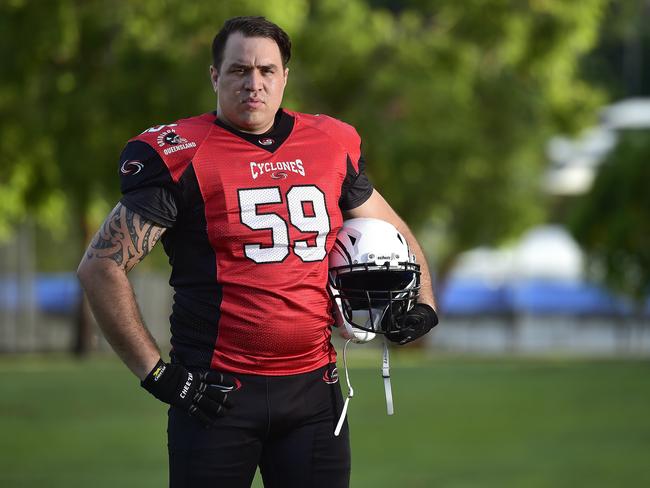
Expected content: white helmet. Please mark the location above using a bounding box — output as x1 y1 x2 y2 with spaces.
328 218 420 343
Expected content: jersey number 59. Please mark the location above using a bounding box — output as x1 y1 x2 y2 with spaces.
237 185 331 263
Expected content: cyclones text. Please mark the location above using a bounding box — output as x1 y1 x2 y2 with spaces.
250 159 305 180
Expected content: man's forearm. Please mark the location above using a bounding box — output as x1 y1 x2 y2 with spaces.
392 221 437 310
78 203 168 380
343 190 438 310
78 261 161 380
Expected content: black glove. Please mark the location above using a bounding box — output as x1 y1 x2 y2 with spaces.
141 359 238 427
386 303 439 345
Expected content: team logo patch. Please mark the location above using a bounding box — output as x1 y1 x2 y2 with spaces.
322 367 339 385
157 130 187 147
259 137 274 146
120 160 144 175
154 129 197 155
163 132 187 145
271 171 288 179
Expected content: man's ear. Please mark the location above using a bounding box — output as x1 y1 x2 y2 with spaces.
209 65 219 93
283 67 289 88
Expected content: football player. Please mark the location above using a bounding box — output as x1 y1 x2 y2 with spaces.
77 16 438 488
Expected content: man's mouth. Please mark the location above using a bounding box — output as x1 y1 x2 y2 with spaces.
244 98 264 108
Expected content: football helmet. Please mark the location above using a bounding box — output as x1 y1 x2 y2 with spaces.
328 218 421 343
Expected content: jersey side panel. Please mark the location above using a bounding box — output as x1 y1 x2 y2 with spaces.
126 114 223 369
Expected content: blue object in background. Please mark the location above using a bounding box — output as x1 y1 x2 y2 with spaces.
36 273 81 314
0 273 648 317
438 278 646 316
439 279 510 315
507 280 630 315
0 273 80 314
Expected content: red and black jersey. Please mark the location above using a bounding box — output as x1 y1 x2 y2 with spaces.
119 109 373 376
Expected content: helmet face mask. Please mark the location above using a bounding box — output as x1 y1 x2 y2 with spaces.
328 218 421 341
331 263 420 333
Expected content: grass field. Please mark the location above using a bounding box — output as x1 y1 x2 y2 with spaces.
1 352 649 487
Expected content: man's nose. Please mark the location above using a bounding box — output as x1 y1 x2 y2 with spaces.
244 69 263 91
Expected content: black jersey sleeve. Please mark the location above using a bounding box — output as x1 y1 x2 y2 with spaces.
118 140 179 228
339 153 374 211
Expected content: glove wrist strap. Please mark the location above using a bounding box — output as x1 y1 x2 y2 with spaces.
421 303 439 327
141 359 167 389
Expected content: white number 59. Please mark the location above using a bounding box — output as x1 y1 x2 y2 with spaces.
237 185 330 263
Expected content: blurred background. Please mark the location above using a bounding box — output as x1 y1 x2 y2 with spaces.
1 0 649 487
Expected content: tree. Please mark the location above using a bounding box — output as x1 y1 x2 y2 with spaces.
1 0 308 238
568 130 650 303
0 0 306 353
580 0 650 98
562 0 650 303
1 0 608 350
292 0 607 277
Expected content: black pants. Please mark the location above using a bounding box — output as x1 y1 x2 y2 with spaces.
167 364 350 487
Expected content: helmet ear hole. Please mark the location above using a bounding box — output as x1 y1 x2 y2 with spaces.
328 218 421 339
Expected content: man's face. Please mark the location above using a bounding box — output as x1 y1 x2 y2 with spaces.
211 32 288 134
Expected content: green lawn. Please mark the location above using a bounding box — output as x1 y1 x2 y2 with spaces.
1 352 649 487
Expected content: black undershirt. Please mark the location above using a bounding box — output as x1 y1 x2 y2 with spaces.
213 109 294 153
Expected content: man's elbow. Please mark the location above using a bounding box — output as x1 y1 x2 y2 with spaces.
77 256 92 288
77 261 103 296
77 256 120 290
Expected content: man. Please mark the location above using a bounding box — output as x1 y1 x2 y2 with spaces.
77 16 438 488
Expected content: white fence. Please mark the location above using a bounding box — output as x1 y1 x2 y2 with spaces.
0 223 173 353
429 315 650 356
0 271 173 353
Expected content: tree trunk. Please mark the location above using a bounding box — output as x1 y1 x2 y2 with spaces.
72 211 94 356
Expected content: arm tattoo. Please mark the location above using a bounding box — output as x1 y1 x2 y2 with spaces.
87 203 165 272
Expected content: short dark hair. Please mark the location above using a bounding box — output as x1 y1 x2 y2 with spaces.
211 16 292 70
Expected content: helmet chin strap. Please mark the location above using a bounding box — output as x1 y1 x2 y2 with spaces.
382 336 394 416
334 335 395 437
335 339 354 437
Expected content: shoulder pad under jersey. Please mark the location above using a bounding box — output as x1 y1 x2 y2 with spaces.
288 111 362 169
130 113 215 182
